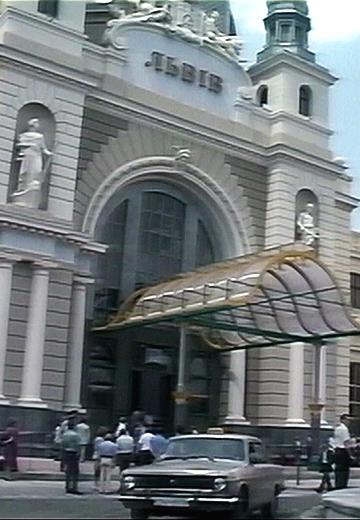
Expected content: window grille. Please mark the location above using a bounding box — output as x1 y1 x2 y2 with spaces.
299 85 312 116
38 0 59 17
350 362 360 418
351 273 360 309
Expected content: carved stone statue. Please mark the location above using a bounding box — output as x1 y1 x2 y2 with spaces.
297 203 319 247
12 118 52 207
104 0 243 62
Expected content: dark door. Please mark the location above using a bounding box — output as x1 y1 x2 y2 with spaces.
132 368 174 431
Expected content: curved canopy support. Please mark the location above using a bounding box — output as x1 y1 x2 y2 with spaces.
94 247 360 350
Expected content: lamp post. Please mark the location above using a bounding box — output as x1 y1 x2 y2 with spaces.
174 324 188 431
308 340 324 467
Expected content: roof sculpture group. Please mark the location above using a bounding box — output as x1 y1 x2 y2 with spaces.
104 0 243 63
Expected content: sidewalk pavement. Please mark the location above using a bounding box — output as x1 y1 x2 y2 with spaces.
1 458 360 490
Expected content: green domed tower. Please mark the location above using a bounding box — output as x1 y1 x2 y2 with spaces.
257 0 315 63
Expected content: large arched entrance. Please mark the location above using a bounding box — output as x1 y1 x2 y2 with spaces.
83 159 249 432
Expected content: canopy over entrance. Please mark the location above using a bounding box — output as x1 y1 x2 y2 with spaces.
94 247 360 349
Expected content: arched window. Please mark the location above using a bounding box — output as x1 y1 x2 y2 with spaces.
93 185 218 323
257 85 268 107
299 85 312 116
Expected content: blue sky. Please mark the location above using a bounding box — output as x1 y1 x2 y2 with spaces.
230 0 360 229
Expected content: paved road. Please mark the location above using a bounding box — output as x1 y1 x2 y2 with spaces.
0 480 321 519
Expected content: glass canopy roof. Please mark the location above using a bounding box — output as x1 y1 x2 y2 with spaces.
94 247 360 350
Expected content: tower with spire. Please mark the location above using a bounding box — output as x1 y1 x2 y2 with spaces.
257 0 314 63
248 0 336 125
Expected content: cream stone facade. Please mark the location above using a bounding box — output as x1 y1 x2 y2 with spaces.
0 0 358 443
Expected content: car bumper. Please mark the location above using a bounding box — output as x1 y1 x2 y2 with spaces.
119 495 239 511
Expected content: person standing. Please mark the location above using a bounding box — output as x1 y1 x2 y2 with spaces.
76 416 90 462
93 426 107 492
116 429 135 491
115 417 128 438
315 438 335 493
59 410 78 472
98 434 117 494
149 429 169 459
53 422 62 461
61 421 82 495
116 428 134 472
333 414 353 489
137 428 155 466
1 418 19 474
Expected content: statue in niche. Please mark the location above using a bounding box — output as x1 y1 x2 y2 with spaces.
13 118 52 197
296 202 319 247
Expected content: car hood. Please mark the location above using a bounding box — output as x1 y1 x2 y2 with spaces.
125 458 246 476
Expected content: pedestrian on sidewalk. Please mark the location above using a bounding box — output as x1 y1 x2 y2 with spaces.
93 426 107 492
53 422 62 461
0 418 19 474
315 438 335 493
136 428 155 466
98 433 117 494
59 410 78 472
333 413 353 489
76 415 90 462
115 428 134 491
61 421 82 495
115 417 128 438
149 429 169 459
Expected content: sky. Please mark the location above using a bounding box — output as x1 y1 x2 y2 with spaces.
230 0 360 229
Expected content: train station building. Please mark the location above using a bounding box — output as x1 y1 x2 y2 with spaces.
0 0 359 442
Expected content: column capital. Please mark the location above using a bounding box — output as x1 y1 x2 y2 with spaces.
73 275 95 286
33 260 58 271
0 253 22 265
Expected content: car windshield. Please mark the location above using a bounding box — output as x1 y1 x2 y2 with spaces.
163 437 245 461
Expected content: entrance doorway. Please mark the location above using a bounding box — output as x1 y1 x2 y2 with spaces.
132 368 174 432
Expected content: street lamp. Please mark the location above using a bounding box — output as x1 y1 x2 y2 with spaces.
308 340 324 468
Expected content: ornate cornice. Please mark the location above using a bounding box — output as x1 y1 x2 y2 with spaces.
0 207 106 254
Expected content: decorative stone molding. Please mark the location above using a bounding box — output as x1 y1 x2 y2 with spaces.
82 156 251 257
171 146 192 169
104 1 243 64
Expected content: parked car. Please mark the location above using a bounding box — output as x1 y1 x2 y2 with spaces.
119 431 285 519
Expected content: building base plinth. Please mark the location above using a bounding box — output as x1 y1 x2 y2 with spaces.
224 416 250 425
17 398 48 408
63 404 85 413
285 419 309 427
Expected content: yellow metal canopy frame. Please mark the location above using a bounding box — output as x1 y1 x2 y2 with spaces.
94 248 360 350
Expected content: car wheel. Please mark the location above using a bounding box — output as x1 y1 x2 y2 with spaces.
260 494 279 519
130 509 149 520
232 486 249 519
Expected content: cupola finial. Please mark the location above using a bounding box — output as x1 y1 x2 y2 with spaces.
257 0 315 63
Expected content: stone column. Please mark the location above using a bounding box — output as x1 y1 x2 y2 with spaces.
63 276 93 411
286 342 306 424
225 350 249 424
18 262 53 407
0 257 18 404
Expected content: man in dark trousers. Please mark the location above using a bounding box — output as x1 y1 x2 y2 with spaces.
61 419 82 495
333 414 353 489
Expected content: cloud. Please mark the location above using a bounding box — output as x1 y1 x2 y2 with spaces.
230 0 360 43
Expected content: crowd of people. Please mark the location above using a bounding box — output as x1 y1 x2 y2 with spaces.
55 410 170 494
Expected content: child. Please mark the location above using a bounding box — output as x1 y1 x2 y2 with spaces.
316 438 335 493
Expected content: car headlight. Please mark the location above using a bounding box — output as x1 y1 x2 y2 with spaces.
213 478 227 491
123 476 136 490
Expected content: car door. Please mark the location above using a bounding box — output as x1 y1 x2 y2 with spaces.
248 441 272 508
